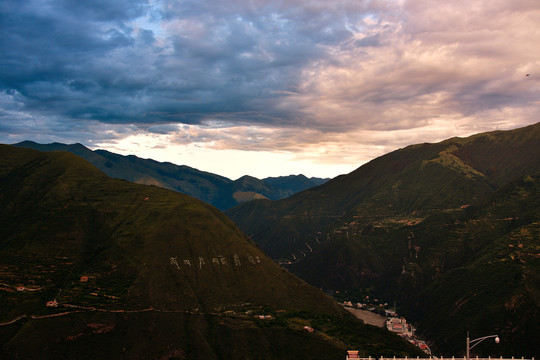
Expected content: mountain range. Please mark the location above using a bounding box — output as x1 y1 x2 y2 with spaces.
0 145 421 359
3 123 539 357
225 123 540 356
14 141 328 210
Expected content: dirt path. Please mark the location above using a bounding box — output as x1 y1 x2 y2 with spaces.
0 304 222 327
345 307 386 328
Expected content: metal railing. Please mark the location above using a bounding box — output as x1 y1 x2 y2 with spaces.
350 357 535 360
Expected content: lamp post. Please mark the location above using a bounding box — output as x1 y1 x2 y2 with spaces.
466 331 500 360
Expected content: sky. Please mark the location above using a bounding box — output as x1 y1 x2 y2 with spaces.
1 0 539 180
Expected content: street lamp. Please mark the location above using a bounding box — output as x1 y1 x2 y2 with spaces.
466 331 500 360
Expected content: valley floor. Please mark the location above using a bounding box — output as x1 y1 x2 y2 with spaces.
344 307 386 328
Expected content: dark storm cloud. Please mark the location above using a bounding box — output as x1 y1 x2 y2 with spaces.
1 0 145 123
0 0 292 129
1 0 398 136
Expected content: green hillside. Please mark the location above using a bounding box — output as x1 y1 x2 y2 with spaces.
0 145 421 359
225 123 540 356
227 123 540 256
407 174 540 355
289 173 540 356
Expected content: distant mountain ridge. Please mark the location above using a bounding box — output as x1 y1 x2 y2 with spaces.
0 145 420 359
13 141 329 210
225 122 540 356
263 174 329 194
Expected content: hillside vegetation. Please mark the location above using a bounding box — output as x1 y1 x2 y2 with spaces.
0 145 421 359
226 123 540 356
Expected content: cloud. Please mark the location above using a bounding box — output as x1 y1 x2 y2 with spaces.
1 0 394 129
0 0 539 178
288 0 540 132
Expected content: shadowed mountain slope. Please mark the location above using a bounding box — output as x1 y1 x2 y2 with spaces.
225 123 540 356
0 145 421 359
14 141 327 210
290 173 540 356
226 123 540 257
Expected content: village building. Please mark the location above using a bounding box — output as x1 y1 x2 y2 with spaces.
303 326 314 333
386 317 410 334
